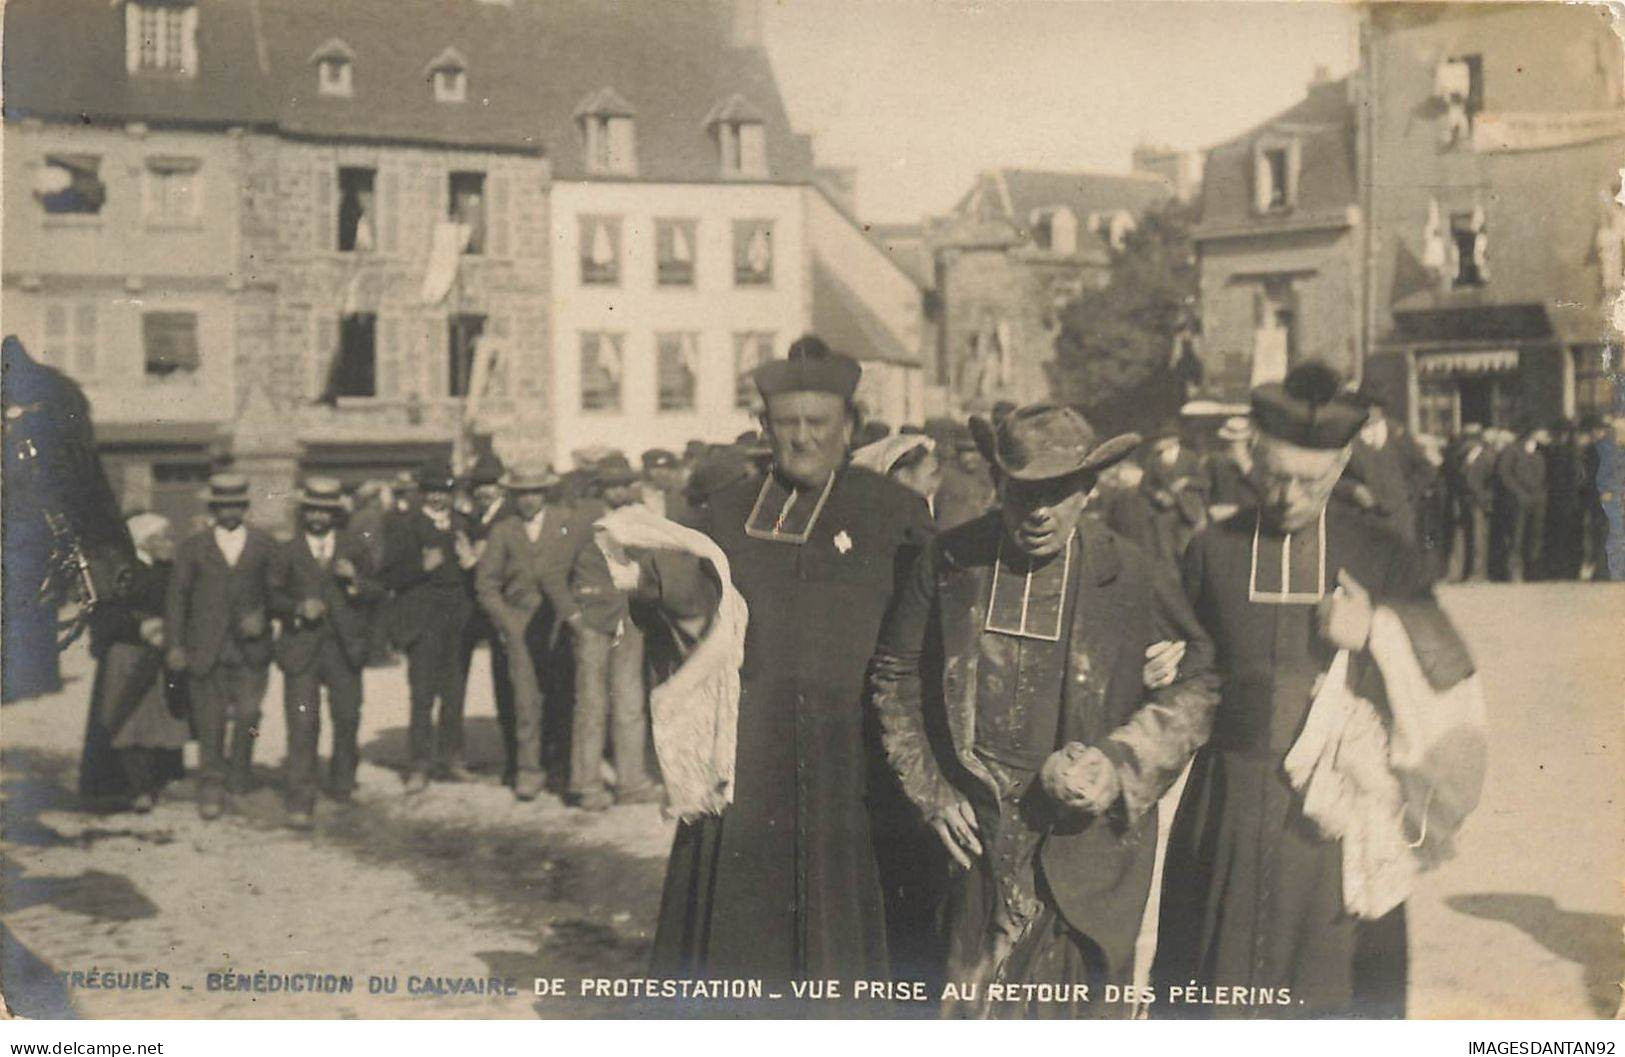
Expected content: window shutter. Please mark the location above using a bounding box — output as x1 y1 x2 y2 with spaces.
377 171 399 254
312 314 339 399
487 174 510 258
73 303 98 377
314 168 336 252
378 315 400 397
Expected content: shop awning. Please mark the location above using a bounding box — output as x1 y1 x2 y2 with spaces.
1415 349 1520 376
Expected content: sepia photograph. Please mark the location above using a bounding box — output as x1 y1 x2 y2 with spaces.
1 0 1622 1035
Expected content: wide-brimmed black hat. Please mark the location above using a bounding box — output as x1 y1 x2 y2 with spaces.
595 454 639 486
970 403 1139 483
466 452 505 487
416 459 456 492
1252 362 1369 450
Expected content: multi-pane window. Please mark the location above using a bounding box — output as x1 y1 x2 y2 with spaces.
143 311 200 378
338 167 375 252
35 155 106 216
656 219 698 286
580 332 624 411
447 314 486 397
41 302 99 378
144 157 201 225
733 331 775 409
449 171 486 255
126 2 196 76
580 215 622 285
733 220 774 286
657 333 700 412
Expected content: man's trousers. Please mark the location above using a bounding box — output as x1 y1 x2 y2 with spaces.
1506 500 1546 582
494 611 552 780
406 617 469 775
282 636 363 812
569 624 652 797
189 661 270 796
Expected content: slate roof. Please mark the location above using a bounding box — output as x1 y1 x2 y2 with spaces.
811 258 917 366
947 167 1173 258
6 0 815 177
1196 77 1357 234
3 0 276 128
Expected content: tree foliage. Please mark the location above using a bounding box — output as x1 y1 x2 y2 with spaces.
1049 198 1199 435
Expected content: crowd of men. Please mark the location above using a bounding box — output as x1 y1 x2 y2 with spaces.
73 330 1619 1019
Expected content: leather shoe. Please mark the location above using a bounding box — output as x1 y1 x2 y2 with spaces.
514 772 547 802
574 789 613 812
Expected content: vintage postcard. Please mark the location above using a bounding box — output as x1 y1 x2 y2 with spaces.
1 0 1622 1030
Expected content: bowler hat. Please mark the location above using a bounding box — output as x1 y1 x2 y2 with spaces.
753 334 862 401
595 454 639 486
970 404 1139 483
642 448 678 471
416 459 456 492
296 475 346 510
204 472 251 507
500 462 560 491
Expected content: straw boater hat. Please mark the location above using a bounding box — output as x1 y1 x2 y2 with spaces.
500 462 560 491
969 404 1139 482
204 472 251 507
296 475 346 510
1217 415 1252 443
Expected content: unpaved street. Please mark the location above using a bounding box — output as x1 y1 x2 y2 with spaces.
2 584 1621 1019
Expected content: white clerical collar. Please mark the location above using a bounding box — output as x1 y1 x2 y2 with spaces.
984 530 1074 641
744 470 836 545
1249 512 1326 605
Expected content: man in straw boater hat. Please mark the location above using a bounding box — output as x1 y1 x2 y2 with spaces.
867 404 1219 1017
267 476 383 829
378 459 477 794
641 334 935 1006
1154 362 1484 1018
163 472 277 819
474 461 593 799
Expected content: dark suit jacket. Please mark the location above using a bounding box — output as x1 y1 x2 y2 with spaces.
164 526 276 673
269 531 382 674
379 508 475 646
1497 444 1547 505
473 507 589 634
868 514 1219 981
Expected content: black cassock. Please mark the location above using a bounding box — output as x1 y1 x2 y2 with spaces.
648 464 934 1005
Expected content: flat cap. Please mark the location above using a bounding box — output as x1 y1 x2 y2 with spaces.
1252 362 1369 450
753 334 861 401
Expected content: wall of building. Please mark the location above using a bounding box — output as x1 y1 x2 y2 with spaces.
2 121 257 429
549 179 807 463
265 142 552 482
1196 225 1359 398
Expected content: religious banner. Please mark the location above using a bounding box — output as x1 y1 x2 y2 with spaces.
1471 109 1625 153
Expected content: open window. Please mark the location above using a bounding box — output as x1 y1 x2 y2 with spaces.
580 332 624 411
580 215 621 285
657 333 700 412
733 220 773 286
447 314 485 397
1251 280 1296 387
706 95 768 178
144 155 202 225
143 311 200 378
449 171 485 255
34 154 106 216
1435 54 1483 147
338 167 375 252
330 314 377 398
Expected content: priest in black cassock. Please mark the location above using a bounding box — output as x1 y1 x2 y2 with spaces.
1154 363 1479 1019
647 335 936 1007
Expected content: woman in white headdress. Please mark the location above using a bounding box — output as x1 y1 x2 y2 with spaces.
79 513 190 812
851 433 942 516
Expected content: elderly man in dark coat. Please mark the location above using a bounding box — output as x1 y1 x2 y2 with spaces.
646 335 935 1006
1154 363 1479 1018
868 405 1219 1018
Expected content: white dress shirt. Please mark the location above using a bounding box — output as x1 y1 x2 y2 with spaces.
523 510 546 544
214 524 247 567
306 532 334 567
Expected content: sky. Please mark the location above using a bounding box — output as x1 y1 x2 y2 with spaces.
763 0 1359 222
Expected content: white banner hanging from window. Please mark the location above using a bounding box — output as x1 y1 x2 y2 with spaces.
1472 110 1625 153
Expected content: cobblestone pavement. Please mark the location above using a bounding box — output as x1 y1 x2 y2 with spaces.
2 584 1620 1019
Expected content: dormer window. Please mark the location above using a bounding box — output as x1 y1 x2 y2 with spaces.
1029 207 1078 255
705 96 768 178
575 89 638 176
426 47 468 104
1252 136 1301 214
125 1 197 77
311 39 354 98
